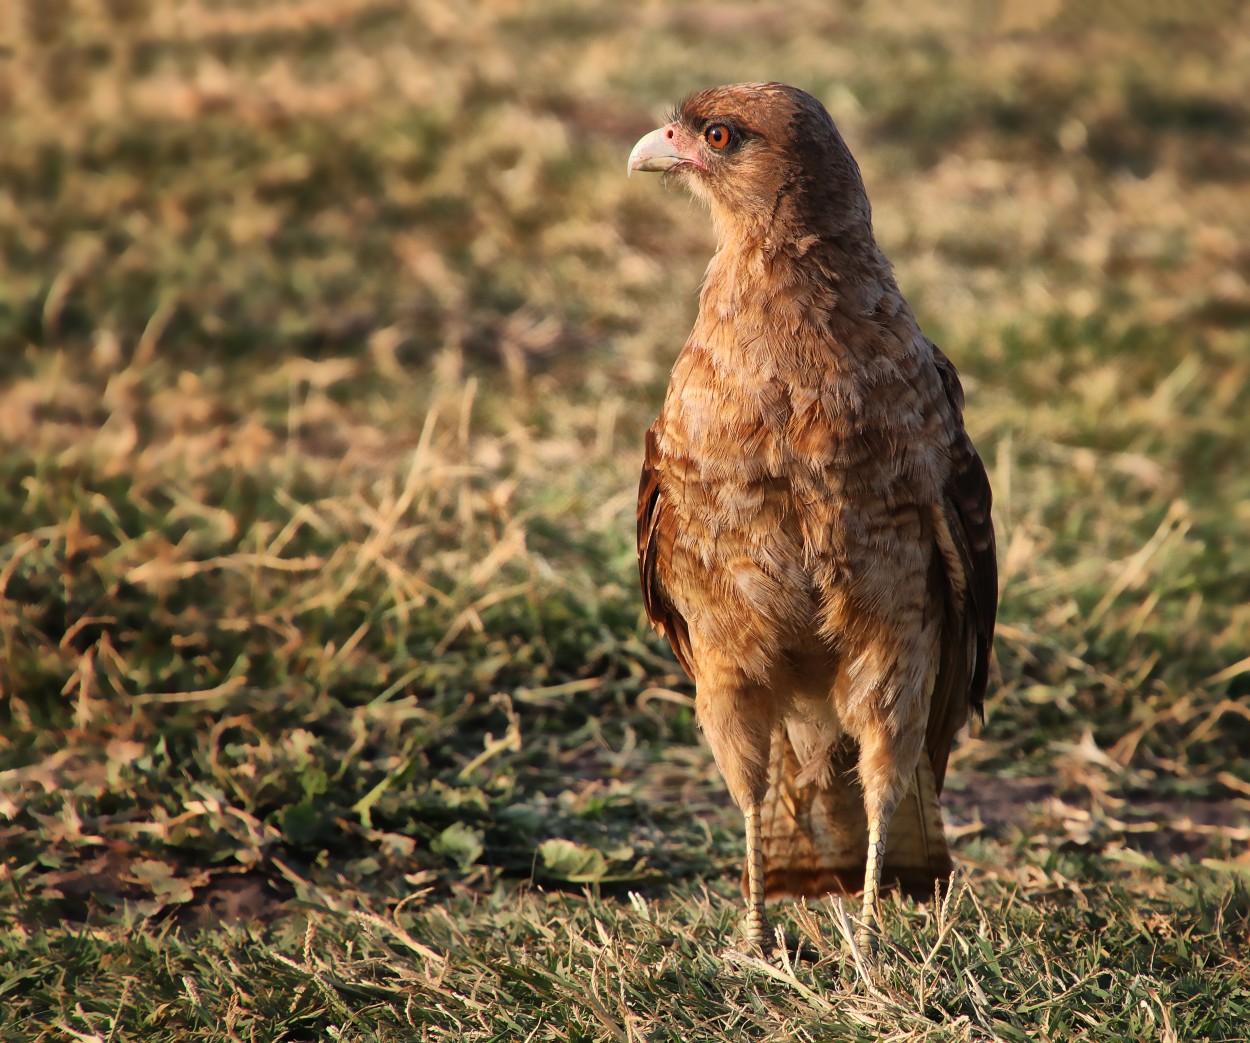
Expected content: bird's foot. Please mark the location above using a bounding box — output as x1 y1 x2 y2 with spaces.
744 922 773 954
853 926 879 964
724 925 820 965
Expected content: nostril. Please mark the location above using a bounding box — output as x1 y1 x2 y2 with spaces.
666 128 674 139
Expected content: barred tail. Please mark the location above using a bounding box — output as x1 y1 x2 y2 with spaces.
750 728 952 901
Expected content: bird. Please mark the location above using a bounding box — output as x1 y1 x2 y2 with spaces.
627 83 997 956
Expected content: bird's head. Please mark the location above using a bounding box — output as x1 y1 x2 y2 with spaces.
628 82 871 249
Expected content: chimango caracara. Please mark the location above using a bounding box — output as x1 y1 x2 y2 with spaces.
628 83 997 954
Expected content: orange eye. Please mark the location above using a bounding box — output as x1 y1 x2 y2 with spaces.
705 124 732 150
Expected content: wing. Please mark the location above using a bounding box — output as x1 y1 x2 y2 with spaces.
926 344 998 791
637 426 696 680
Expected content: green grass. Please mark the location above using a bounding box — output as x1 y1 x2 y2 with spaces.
2 1 1250 1039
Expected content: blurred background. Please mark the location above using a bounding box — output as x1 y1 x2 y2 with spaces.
1 0 1249 1035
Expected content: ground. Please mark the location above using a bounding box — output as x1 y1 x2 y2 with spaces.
1 1 1249 1040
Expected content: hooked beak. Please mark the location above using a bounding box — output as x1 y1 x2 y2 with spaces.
627 124 686 177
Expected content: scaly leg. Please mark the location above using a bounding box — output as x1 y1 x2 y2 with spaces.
743 803 769 950
856 811 892 957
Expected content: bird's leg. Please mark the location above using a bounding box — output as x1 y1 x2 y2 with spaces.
743 802 768 949
693 674 775 952
857 801 896 957
854 720 923 959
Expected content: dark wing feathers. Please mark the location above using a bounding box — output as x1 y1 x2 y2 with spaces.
637 427 696 679
926 344 998 790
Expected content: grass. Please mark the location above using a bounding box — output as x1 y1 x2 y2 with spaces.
2 0 1250 1039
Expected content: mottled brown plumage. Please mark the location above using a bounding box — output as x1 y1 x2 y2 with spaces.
628 83 997 954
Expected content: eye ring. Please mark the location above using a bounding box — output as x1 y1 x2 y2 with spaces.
705 124 733 150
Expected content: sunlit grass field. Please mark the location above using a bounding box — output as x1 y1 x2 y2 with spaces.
2 1 1249 1039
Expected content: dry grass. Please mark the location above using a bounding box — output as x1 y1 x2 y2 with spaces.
1 1 1249 1040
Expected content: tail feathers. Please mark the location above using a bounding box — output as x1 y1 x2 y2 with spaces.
750 727 952 901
